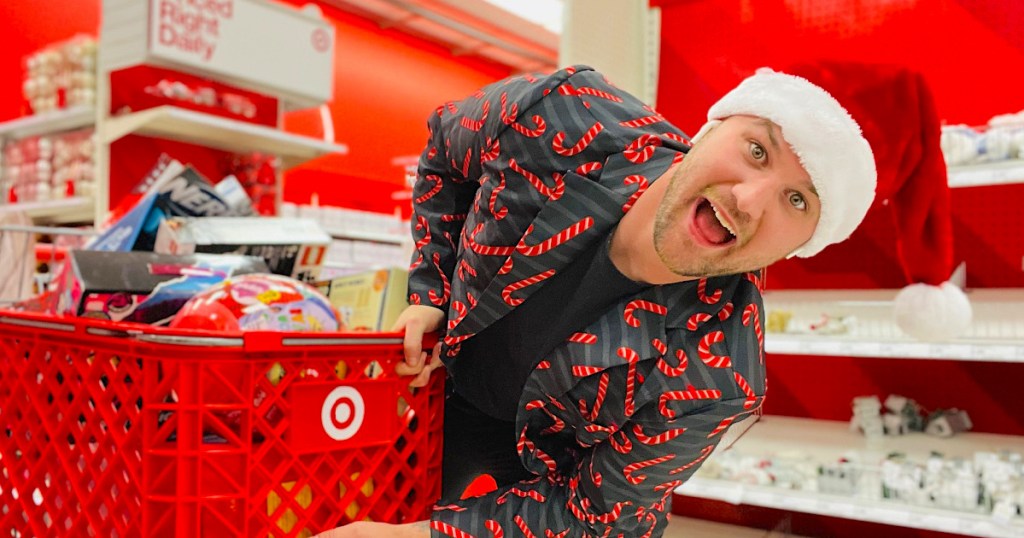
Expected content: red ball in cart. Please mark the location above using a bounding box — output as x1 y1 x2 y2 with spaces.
170 273 342 332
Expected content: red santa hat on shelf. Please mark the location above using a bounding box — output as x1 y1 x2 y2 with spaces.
692 64 971 341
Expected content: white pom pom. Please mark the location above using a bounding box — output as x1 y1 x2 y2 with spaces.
893 282 972 342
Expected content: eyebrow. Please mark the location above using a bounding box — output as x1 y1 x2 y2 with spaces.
758 119 820 200
758 119 780 151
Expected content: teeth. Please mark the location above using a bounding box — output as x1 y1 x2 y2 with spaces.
711 203 735 236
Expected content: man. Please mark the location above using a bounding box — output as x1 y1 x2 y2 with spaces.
318 65 875 537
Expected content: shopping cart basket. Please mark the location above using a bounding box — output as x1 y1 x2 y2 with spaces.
0 309 443 537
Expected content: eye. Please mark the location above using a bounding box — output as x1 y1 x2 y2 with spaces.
788 191 807 211
749 141 766 161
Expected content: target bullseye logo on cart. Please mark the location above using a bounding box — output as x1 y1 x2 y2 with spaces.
321 386 365 441
289 380 395 452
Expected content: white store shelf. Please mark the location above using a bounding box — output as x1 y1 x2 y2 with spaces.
763 288 1024 362
0 196 94 225
324 227 408 245
100 106 348 169
678 478 1023 538
0 107 95 140
676 416 1024 538
948 160 1024 188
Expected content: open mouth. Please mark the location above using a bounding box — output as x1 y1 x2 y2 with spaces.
691 197 737 247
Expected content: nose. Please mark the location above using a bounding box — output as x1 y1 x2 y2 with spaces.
732 176 772 219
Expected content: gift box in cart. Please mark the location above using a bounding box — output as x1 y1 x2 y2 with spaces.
0 310 443 537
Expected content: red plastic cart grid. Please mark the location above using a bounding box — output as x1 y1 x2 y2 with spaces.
0 310 443 537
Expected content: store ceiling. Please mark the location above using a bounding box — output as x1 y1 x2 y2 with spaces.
321 0 560 72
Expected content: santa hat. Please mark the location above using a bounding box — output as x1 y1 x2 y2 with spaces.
695 65 971 341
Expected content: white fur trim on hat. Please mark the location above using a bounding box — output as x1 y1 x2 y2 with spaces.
699 68 877 258
893 282 972 341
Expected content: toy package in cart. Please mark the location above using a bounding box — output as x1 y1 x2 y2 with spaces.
55 249 268 324
0 309 443 537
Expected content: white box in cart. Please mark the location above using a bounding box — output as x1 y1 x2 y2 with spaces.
102 0 334 107
154 217 331 282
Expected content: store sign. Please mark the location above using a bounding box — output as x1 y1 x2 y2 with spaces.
148 0 333 105
287 380 398 453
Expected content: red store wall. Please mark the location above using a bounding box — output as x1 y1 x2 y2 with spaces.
1 0 513 216
654 1 1024 534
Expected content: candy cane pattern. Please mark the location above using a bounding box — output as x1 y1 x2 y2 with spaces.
516 217 593 256
518 426 556 473
459 99 490 131
415 174 443 204
567 332 597 344
488 173 507 219
663 132 690 145
545 528 570 538
433 503 468 512
427 146 438 160
485 521 503 538
623 299 668 327
481 138 501 162
502 269 555 306
499 92 546 138
623 453 676 485
428 252 451 306
430 521 475 538
742 303 764 364
746 270 765 292
686 312 712 331
509 158 565 201
659 386 722 418
623 134 662 164
552 121 605 157
618 114 665 128
536 360 551 369
525 399 565 434
446 300 468 332
651 338 667 355
499 256 514 275
496 488 547 506
465 223 515 257
440 213 467 223
572 365 602 377
574 161 603 176
707 414 738 438
669 445 714 474
414 215 431 251
578 372 609 421
558 83 623 102
698 330 731 368
697 278 722 304
457 259 477 282
621 174 649 212
734 371 758 409
718 301 734 321
632 423 687 445
617 347 640 417
609 430 633 454
512 516 538 538
655 348 688 378
466 290 477 309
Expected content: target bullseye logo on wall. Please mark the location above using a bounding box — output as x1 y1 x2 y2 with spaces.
289 381 398 452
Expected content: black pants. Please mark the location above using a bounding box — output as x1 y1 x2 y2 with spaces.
441 389 531 501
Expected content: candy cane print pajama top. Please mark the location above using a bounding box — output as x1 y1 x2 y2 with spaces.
408 65 767 538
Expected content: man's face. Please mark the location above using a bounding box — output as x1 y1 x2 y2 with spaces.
653 115 820 278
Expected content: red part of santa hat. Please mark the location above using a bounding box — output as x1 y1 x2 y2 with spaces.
783 62 970 341
785 62 954 286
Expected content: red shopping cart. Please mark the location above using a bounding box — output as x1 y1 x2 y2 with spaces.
0 310 443 537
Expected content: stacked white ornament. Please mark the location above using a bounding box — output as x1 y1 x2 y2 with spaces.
2 136 54 202
61 35 97 108
52 129 96 198
23 46 61 113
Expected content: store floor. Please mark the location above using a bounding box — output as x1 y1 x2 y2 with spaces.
666 516 799 537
